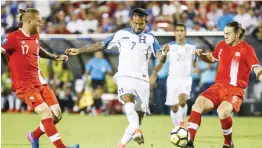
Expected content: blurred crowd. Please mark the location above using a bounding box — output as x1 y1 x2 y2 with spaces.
1 1 262 37
2 49 262 115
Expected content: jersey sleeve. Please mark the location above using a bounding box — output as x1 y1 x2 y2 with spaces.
245 46 260 69
1 34 16 52
101 31 121 49
211 42 221 61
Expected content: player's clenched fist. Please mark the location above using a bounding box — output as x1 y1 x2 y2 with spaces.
55 54 68 61
195 49 203 56
162 44 169 54
65 48 79 56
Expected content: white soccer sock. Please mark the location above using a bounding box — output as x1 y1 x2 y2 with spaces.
125 102 139 130
15 98 22 110
7 94 15 110
1 97 7 109
170 108 183 127
180 104 188 121
120 124 134 145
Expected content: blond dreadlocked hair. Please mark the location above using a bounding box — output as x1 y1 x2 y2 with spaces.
17 8 40 22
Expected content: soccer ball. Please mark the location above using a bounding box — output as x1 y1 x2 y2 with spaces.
170 126 190 147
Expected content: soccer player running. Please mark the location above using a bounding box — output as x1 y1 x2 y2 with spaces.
160 24 197 128
65 8 168 148
1 8 79 148
185 21 262 148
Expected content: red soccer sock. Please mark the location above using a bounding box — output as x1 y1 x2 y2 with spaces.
187 111 201 141
220 117 232 145
32 126 45 139
42 118 66 148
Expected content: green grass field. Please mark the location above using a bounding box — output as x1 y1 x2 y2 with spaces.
2 113 262 148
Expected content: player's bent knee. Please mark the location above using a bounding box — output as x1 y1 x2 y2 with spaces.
171 105 179 113
178 94 187 107
192 96 213 113
217 102 233 119
34 103 52 119
121 94 135 103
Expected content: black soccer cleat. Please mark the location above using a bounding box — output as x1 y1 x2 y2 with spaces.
183 140 194 148
222 142 234 148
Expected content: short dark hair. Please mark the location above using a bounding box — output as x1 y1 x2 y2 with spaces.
132 8 148 17
226 21 245 39
175 24 186 31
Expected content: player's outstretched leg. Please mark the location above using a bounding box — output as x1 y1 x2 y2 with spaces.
217 101 234 148
117 125 133 148
178 94 188 126
186 96 214 147
28 104 63 148
117 111 145 147
33 102 79 148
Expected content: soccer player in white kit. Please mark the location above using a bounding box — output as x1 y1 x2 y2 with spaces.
165 24 197 127
65 8 168 148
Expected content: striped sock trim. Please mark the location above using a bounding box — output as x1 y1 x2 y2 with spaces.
188 122 199 130
222 127 232 135
49 133 61 142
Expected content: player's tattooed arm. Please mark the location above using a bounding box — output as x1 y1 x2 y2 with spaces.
193 56 198 74
195 49 216 63
253 66 262 81
149 52 166 84
40 47 68 62
65 42 105 56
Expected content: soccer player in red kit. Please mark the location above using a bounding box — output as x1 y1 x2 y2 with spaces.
1 8 79 148
185 21 262 148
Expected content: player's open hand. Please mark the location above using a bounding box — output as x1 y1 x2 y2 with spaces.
162 44 169 55
195 49 203 56
55 54 68 62
65 48 79 56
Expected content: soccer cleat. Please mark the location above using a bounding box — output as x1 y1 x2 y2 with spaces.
183 140 194 148
132 129 144 145
222 142 234 148
116 143 126 148
27 132 39 148
66 144 80 148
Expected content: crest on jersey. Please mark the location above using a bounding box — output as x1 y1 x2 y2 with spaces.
235 52 240 57
36 39 39 44
139 36 146 43
29 96 35 100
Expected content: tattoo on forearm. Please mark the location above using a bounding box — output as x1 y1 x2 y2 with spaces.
39 47 56 60
79 42 105 53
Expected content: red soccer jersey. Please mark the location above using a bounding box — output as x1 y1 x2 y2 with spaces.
211 40 260 89
1 28 46 91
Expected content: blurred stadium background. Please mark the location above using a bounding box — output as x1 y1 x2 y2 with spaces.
1 1 262 148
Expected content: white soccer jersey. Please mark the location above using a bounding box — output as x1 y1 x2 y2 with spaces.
101 28 161 81
168 41 196 77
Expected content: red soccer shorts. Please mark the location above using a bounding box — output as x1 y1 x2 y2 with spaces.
15 84 59 110
200 83 244 112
